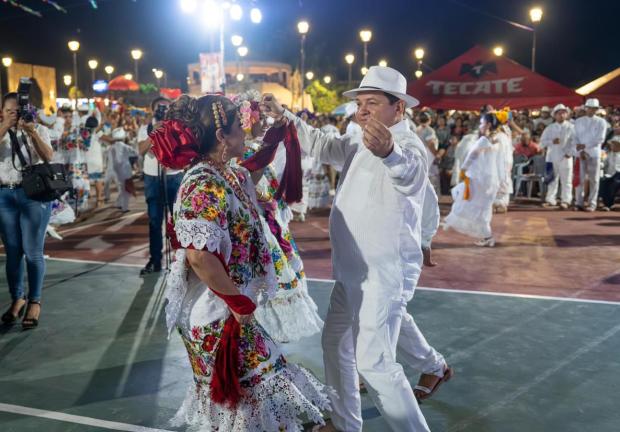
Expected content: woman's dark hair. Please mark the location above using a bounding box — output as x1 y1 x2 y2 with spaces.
418 112 430 124
2 92 17 109
482 113 501 131
166 94 238 155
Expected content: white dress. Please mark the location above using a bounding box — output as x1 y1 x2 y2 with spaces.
493 128 514 208
445 136 504 239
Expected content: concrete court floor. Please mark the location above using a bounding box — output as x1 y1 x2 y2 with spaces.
1 259 620 431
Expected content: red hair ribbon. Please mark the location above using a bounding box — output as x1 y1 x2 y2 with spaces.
149 120 200 170
241 121 302 204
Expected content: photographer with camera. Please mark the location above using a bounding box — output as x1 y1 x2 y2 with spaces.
0 92 54 329
137 97 183 275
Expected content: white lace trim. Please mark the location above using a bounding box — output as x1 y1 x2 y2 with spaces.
255 286 324 343
170 363 331 432
164 249 189 338
175 219 232 260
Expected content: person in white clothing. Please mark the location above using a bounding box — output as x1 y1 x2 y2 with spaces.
262 66 450 432
417 112 441 194
451 131 477 187
540 104 575 209
420 182 440 267
445 113 507 247
533 106 553 129
573 98 608 211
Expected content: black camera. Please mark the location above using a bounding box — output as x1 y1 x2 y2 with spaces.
17 77 36 123
154 103 168 121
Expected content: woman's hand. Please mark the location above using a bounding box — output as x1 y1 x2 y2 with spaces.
231 310 254 325
18 119 36 135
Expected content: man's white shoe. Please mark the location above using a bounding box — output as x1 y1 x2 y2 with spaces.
475 237 495 247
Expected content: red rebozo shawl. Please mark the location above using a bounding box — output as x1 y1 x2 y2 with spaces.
168 222 256 408
241 121 303 204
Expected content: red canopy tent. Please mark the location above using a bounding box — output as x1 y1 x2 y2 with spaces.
586 69 620 106
108 75 140 91
407 45 582 110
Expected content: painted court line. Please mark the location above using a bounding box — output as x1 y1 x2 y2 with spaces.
42 256 144 269
306 278 620 306
0 403 173 432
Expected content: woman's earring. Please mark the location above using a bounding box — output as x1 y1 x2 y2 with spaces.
221 145 228 164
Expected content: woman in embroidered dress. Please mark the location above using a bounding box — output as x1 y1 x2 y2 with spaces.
444 112 506 247
150 94 329 431
234 93 323 343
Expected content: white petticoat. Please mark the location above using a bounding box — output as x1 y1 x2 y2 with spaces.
171 363 331 432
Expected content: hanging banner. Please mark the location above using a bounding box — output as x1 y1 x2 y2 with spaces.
199 52 224 94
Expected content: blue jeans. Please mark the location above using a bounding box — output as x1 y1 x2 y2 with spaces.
144 173 183 264
0 188 51 302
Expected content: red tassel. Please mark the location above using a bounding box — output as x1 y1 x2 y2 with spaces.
241 122 303 204
210 315 243 406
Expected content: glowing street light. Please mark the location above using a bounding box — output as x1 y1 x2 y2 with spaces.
124 73 133 80
68 40 80 98
345 53 355 87
359 29 372 68
305 71 314 81
378 59 388 67
63 75 72 87
230 3 243 20
529 7 543 23
529 7 543 71
361 67 368 76
250 8 262 24
414 48 425 61
104 65 114 80
180 0 197 13
0 57 12 96
201 0 223 28
237 46 248 57
88 59 98 85
153 69 164 86
415 70 423 79
231 34 243 47
130 49 143 82
323 75 332 84
298 20 310 109
493 45 504 56
236 73 244 82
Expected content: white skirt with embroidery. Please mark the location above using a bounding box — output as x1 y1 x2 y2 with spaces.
171 363 330 432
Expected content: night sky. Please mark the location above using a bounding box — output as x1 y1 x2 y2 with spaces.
1 0 619 93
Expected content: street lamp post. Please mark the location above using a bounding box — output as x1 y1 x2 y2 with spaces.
359 29 372 69
529 7 543 72
1 57 12 99
414 47 424 78
104 65 114 81
153 69 164 87
68 40 80 101
297 20 309 109
131 49 143 82
88 59 98 86
345 53 355 88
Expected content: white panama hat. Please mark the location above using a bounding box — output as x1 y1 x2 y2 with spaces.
342 66 419 108
584 98 600 109
551 104 568 115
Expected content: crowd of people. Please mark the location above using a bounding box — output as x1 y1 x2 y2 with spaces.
1 62 619 432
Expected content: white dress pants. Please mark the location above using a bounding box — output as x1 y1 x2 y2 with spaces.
397 311 445 377
575 155 601 208
322 282 431 432
545 158 573 205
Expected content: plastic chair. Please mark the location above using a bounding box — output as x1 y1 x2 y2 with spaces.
513 154 546 200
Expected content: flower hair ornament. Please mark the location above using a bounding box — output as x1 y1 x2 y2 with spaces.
212 101 228 130
232 90 261 133
495 107 511 125
148 119 200 170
